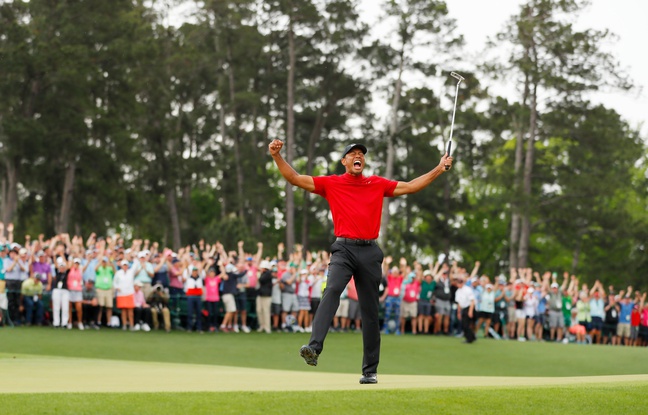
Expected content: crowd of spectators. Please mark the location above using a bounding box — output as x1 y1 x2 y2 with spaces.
0 223 646 347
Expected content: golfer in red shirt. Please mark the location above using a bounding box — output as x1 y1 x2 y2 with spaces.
269 139 452 384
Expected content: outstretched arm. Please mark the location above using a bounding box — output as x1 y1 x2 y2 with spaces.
269 139 315 192
392 153 452 196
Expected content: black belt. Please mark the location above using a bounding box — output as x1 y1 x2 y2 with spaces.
335 237 377 246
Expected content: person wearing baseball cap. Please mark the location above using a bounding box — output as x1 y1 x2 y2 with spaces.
548 281 565 342
114 259 136 330
269 137 453 384
256 260 274 334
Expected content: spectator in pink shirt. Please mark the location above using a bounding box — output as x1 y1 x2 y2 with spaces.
67 258 87 330
347 277 362 333
133 281 152 331
380 257 405 334
204 266 222 332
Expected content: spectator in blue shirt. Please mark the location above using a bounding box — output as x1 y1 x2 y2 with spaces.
617 289 634 346
589 281 606 344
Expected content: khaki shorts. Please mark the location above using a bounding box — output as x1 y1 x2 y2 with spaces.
617 323 631 338
221 294 237 313
335 299 349 318
507 306 516 324
400 301 418 319
96 289 114 308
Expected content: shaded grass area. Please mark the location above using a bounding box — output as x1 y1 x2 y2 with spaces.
1 326 647 377
0 383 646 415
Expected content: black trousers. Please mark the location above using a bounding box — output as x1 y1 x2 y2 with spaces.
6 280 22 326
308 240 383 374
82 304 99 324
461 308 476 343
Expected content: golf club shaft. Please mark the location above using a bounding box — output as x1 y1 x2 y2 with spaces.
445 81 461 170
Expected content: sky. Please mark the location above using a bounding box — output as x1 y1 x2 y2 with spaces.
359 0 647 137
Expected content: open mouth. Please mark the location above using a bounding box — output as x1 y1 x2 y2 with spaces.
353 160 362 168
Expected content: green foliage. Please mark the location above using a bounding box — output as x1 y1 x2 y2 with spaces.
0 0 645 283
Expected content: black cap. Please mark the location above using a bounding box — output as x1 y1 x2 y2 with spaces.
342 143 367 157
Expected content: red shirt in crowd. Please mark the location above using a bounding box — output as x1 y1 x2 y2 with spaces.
312 173 398 240
631 307 641 327
347 278 358 301
386 273 404 297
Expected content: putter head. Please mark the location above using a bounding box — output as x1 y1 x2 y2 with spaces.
450 72 465 82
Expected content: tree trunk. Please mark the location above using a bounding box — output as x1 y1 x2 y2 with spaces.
285 8 296 255
380 48 404 246
227 44 245 223
1 158 19 226
218 96 228 220
301 104 329 251
509 68 530 269
571 235 582 274
56 160 76 234
166 185 182 250
517 81 538 268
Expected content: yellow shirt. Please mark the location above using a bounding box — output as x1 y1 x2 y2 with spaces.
21 278 43 297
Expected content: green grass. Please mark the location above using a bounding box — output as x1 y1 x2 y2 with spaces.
2 328 647 414
1 326 647 377
0 384 647 415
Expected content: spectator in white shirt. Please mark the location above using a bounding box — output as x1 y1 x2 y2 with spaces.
455 276 476 344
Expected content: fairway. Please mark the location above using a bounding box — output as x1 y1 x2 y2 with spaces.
1 328 647 414
1 353 647 394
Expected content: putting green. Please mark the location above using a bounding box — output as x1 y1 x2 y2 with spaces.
2 353 647 393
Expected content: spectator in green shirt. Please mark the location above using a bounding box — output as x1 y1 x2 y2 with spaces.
95 256 116 327
417 270 436 334
20 273 44 326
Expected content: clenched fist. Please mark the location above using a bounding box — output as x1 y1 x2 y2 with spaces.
269 139 283 156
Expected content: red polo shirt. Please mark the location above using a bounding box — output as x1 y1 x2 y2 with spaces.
312 173 398 240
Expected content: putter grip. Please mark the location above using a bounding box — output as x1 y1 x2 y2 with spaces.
445 141 452 170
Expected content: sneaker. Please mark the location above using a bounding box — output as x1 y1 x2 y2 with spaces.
241 325 251 333
67 323 72 330
142 323 151 332
299 345 319 366
395 330 401 336
359 373 378 384
78 323 85 331
305 326 312 333
233 325 240 333
133 324 141 331
518 337 527 342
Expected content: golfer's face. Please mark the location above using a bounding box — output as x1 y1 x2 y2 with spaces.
342 149 365 175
